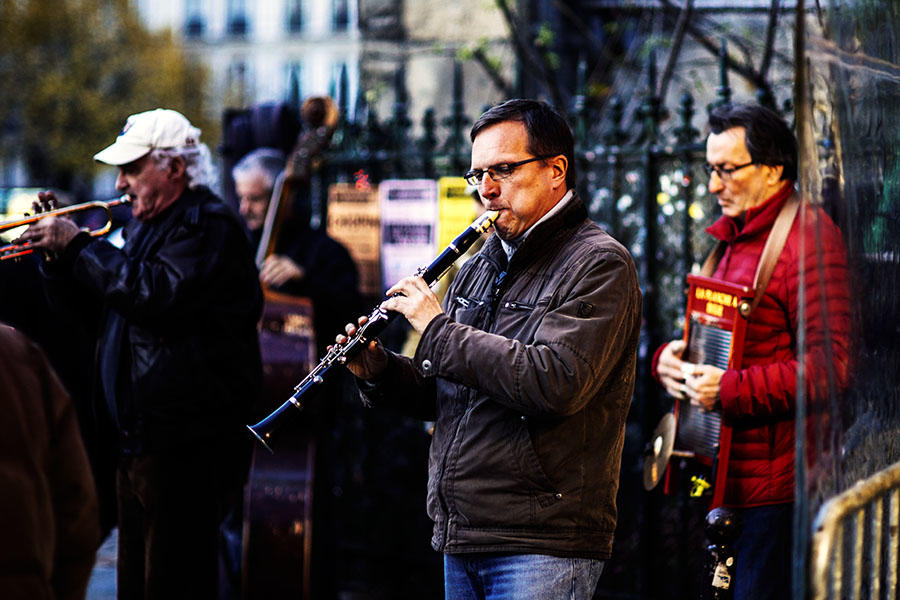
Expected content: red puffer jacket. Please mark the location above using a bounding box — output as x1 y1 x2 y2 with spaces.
654 182 851 507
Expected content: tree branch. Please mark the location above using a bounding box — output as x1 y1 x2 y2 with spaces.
494 0 551 88
657 0 772 92
658 0 694 103
471 46 514 98
759 0 780 81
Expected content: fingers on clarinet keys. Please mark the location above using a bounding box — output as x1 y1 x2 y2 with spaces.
341 319 360 338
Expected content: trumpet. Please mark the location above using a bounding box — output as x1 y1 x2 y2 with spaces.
247 209 499 452
0 195 131 260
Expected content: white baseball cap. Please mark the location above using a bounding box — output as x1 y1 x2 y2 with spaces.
93 108 201 166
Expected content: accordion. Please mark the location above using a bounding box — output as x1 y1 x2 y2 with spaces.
646 274 752 508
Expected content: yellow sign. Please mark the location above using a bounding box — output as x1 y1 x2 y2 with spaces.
438 176 479 250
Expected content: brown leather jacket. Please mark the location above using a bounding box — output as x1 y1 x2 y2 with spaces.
360 194 641 559
0 323 100 600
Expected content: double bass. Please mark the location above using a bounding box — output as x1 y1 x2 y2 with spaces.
242 97 339 600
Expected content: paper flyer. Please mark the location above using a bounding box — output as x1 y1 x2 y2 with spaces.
326 182 381 297
378 179 438 292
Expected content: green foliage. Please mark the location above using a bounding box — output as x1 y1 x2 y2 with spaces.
0 0 212 189
534 22 555 49
456 38 503 73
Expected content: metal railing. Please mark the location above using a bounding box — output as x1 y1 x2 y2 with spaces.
810 460 900 599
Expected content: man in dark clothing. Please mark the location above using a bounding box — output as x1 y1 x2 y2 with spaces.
232 146 362 356
231 98 357 332
233 143 389 600
0 322 100 600
18 108 263 599
652 103 851 598
340 99 642 599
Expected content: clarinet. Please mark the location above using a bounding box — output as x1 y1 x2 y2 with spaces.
247 209 499 451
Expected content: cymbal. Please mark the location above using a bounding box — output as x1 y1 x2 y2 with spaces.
643 412 675 491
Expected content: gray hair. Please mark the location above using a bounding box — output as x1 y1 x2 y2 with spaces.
151 143 218 190
231 147 285 190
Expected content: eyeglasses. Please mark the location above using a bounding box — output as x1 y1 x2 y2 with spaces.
464 156 551 186
702 161 756 181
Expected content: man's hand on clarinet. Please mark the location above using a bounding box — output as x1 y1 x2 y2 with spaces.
335 316 389 380
381 275 443 334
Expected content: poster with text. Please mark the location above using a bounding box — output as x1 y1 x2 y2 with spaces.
379 179 438 292
326 182 381 297
438 176 480 249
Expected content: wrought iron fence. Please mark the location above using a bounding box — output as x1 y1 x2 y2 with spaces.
315 51 758 406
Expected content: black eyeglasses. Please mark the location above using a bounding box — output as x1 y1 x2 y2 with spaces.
464 156 551 186
702 161 756 181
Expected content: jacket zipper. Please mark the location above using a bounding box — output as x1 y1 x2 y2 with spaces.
501 301 534 311
487 270 508 323
454 296 484 309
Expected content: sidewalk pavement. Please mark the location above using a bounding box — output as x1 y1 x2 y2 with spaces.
86 528 117 599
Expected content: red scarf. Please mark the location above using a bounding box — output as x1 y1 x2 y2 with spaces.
706 180 794 243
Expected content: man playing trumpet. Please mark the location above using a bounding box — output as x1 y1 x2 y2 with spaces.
18 108 263 600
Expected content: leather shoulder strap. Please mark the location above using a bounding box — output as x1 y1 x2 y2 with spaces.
747 192 801 316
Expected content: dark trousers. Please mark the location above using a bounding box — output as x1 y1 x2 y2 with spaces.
116 444 248 600
734 503 792 600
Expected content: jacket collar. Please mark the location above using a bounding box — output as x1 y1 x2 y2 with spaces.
706 181 794 243
123 186 209 254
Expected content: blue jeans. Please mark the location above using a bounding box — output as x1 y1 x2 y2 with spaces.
444 552 605 600
734 503 792 600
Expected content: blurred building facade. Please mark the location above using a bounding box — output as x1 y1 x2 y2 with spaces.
130 0 513 133
132 0 363 116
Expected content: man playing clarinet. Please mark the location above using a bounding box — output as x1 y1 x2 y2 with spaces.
340 99 642 599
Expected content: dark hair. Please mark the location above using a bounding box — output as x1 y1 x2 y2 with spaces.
708 103 797 182
470 99 576 188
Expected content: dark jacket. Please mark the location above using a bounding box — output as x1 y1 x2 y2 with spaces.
45 186 263 452
651 182 851 506
269 219 363 357
0 323 100 600
360 194 642 559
